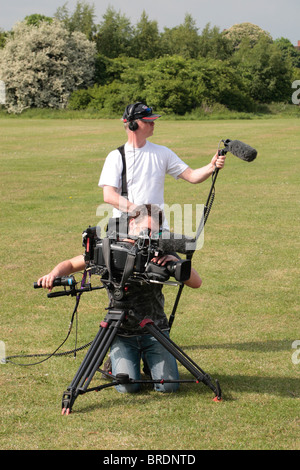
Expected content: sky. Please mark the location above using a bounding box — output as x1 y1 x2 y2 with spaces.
0 0 299 46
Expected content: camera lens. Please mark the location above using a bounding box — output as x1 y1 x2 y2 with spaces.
166 260 191 282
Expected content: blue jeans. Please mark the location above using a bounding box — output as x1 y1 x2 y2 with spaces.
110 332 179 393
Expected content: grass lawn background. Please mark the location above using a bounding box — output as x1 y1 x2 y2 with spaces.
0 117 299 450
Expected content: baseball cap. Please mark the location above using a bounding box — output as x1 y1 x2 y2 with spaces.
123 102 161 122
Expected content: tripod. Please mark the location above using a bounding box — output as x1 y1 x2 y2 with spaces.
60 163 224 414
61 303 222 415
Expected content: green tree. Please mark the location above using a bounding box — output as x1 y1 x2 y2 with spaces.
54 1 97 40
69 56 144 112
132 11 162 59
274 37 300 68
161 14 200 58
94 7 133 58
198 23 233 60
25 14 53 26
141 56 198 113
70 54 254 115
233 36 293 102
0 29 8 48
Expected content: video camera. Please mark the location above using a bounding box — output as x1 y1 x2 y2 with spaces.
82 217 191 293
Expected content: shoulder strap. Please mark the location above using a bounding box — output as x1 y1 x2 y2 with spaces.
117 145 128 199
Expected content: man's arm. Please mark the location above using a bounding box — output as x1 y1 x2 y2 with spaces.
184 267 202 289
178 152 226 184
37 255 86 291
102 185 137 213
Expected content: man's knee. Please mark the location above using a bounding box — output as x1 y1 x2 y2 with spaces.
115 383 140 394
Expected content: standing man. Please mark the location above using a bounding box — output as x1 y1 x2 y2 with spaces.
98 102 226 223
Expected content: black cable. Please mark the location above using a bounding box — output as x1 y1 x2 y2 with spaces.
4 290 89 367
4 340 92 366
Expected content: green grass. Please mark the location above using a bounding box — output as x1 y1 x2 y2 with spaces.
0 117 299 450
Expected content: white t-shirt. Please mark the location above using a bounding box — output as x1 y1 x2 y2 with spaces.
98 141 188 222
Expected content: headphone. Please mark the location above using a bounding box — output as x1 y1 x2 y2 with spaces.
126 102 141 131
129 120 139 131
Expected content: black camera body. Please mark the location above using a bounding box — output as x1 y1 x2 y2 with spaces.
82 221 191 287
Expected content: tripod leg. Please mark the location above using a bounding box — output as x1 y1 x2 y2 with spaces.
77 324 119 391
61 323 113 415
68 322 108 388
61 309 125 414
140 319 222 400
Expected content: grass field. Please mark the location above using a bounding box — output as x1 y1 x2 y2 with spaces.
0 116 299 450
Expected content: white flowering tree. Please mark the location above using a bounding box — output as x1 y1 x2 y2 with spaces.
0 20 96 113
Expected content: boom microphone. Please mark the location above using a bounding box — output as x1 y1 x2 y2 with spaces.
156 232 197 254
223 139 257 162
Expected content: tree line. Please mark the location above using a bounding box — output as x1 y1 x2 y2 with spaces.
0 1 299 114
